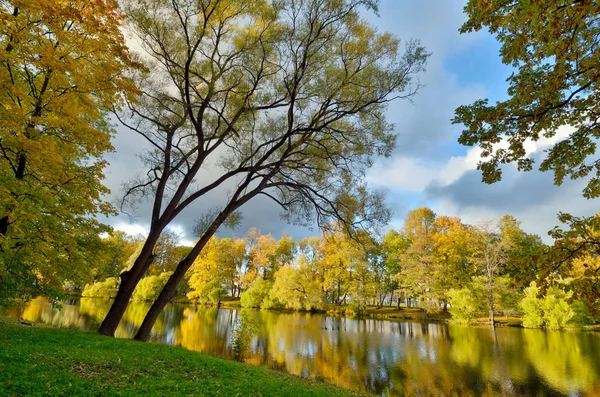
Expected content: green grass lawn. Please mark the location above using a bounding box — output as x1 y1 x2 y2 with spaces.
0 318 364 396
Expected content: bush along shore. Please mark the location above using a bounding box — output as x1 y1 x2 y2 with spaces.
185 298 599 330
0 318 365 396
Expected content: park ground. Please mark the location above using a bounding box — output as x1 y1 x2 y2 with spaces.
0 317 365 396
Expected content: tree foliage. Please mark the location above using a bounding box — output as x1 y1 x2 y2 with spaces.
395 208 437 305
240 277 275 309
447 287 483 324
82 277 120 299
132 272 173 302
453 2 600 323
520 281 574 329
270 261 323 311
98 0 428 339
187 236 235 305
550 212 600 319
520 281 545 329
0 0 139 302
454 0 600 198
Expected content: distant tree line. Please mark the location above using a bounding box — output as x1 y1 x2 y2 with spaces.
81 208 598 329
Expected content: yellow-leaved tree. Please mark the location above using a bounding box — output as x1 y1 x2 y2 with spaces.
187 236 240 305
0 0 139 303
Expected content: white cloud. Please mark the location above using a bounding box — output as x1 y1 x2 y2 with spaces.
370 124 576 194
112 221 149 237
112 221 196 246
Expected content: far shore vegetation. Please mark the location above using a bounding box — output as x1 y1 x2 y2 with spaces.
71 209 598 331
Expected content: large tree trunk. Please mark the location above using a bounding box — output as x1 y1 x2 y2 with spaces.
0 216 8 236
1 154 27 237
98 237 158 336
97 271 139 336
135 222 220 341
134 262 189 341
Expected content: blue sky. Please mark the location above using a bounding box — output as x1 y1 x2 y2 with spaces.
103 0 597 244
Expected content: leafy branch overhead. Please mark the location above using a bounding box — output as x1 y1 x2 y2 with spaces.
118 0 428 233
454 0 600 198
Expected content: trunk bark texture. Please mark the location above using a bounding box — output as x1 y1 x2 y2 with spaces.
134 261 189 341
98 236 158 336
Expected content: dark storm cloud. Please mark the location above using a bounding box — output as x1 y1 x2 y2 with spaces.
424 168 561 212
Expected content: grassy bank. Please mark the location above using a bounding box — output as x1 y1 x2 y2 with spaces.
0 318 364 396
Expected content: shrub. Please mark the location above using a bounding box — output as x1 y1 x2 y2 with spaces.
519 281 574 329
82 277 119 298
519 282 544 328
542 287 574 330
132 272 173 302
448 288 481 324
240 278 273 308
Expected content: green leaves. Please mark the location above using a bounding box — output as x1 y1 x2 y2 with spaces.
455 0 600 197
520 281 575 329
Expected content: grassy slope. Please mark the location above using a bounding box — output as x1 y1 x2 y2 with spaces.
0 318 364 396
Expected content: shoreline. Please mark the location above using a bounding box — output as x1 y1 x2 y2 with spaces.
41 294 600 331
0 316 365 396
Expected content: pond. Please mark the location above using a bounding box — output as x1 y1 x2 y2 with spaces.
4 297 600 396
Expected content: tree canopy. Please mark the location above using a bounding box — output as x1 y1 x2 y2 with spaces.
452 1 600 316
97 0 429 339
454 0 600 198
0 0 139 303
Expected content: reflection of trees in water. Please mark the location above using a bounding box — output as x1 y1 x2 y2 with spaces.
5 300 600 396
232 310 261 361
117 302 186 341
176 306 234 357
524 329 600 394
242 314 455 394
79 298 112 329
20 298 94 330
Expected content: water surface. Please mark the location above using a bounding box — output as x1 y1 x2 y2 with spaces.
4 298 600 396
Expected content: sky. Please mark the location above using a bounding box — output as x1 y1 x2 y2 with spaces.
102 0 598 245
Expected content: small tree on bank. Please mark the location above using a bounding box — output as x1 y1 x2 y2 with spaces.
97 0 428 340
473 221 510 326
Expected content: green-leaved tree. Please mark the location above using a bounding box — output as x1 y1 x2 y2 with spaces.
98 0 428 340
